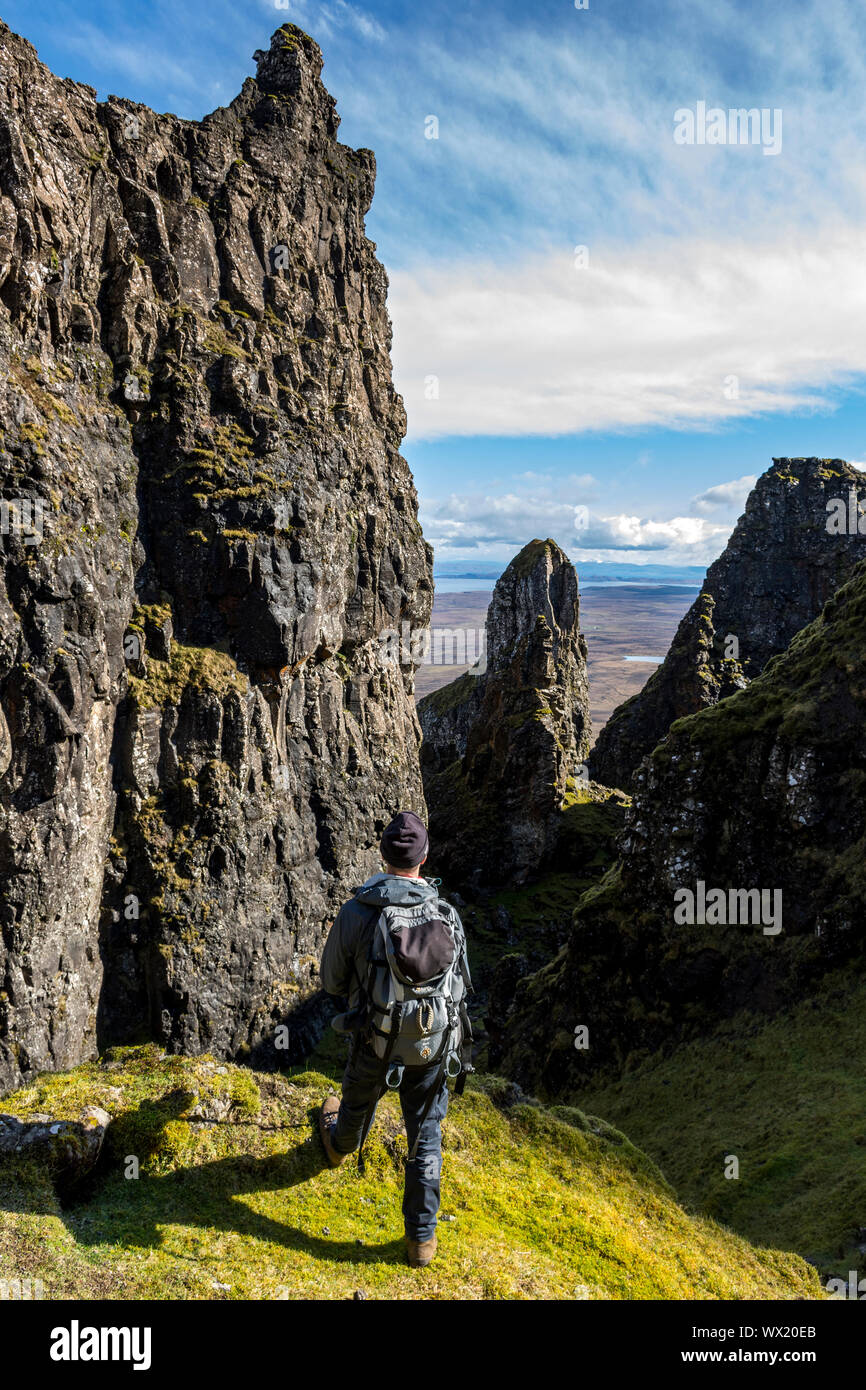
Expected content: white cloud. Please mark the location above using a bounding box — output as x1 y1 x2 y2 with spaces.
391 228 866 440
596 514 729 550
690 474 757 515
421 485 734 568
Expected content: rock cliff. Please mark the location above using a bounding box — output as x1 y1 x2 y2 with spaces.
0 21 431 1091
501 556 866 1096
590 458 866 790
418 539 591 887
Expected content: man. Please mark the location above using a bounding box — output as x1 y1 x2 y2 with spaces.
318 810 472 1269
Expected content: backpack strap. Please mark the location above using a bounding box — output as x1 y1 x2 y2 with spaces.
439 899 473 991
454 999 475 1096
343 903 381 1068
356 907 404 1175
407 998 459 1163
432 899 475 1097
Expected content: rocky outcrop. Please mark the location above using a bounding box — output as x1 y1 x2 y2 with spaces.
0 1105 110 1191
0 21 432 1091
590 459 866 790
418 539 591 887
501 557 866 1096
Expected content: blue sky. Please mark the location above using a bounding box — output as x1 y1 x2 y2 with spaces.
7 0 866 566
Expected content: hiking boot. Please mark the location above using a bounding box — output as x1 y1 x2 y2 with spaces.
406 1233 438 1268
318 1096 347 1168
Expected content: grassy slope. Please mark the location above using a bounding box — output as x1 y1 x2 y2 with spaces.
579 968 866 1279
0 1046 819 1301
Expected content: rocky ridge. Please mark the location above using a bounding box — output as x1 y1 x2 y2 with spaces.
418 539 592 887
590 458 866 790
0 22 431 1091
501 555 866 1096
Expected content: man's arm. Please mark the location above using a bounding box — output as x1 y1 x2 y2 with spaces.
320 902 358 998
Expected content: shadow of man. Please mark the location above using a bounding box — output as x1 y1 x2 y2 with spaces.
52 1090 406 1270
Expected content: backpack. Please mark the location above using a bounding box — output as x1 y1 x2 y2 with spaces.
365 896 472 1072
350 890 474 1171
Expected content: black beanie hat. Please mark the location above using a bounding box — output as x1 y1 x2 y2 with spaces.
380 811 429 870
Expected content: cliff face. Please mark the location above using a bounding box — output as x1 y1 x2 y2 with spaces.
418 539 591 887
590 459 866 790
0 22 432 1091
501 558 866 1096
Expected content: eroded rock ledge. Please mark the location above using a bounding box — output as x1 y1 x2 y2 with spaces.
590 458 866 791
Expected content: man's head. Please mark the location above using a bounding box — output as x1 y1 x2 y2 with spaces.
380 810 429 878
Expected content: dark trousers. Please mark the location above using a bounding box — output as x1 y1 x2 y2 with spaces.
331 1041 448 1242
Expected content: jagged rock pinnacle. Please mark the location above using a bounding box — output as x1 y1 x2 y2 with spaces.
418 539 591 887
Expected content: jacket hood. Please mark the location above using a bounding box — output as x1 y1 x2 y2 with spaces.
353 872 439 908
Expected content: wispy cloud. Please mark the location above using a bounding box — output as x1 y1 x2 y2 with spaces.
275 0 386 44
60 21 206 94
391 228 866 439
343 0 866 269
690 475 757 516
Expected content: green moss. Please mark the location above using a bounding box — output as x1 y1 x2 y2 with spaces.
204 322 248 361
17 421 48 454
128 639 248 711
216 300 251 320
649 560 866 779
221 528 257 543
0 1052 819 1301
506 538 555 580
127 600 171 646
421 671 479 718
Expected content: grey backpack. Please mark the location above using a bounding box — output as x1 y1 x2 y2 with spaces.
354 893 474 1171
365 897 471 1073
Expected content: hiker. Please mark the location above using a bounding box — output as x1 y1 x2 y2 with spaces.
318 810 473 1269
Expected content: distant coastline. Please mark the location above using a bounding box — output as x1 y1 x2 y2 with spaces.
433 560 705 593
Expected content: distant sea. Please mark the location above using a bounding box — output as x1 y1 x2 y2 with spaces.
433 561 705 593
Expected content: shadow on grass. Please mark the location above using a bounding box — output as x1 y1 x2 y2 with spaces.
2 1092 408 1269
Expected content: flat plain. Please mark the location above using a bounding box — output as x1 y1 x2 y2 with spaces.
414 585 699 741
